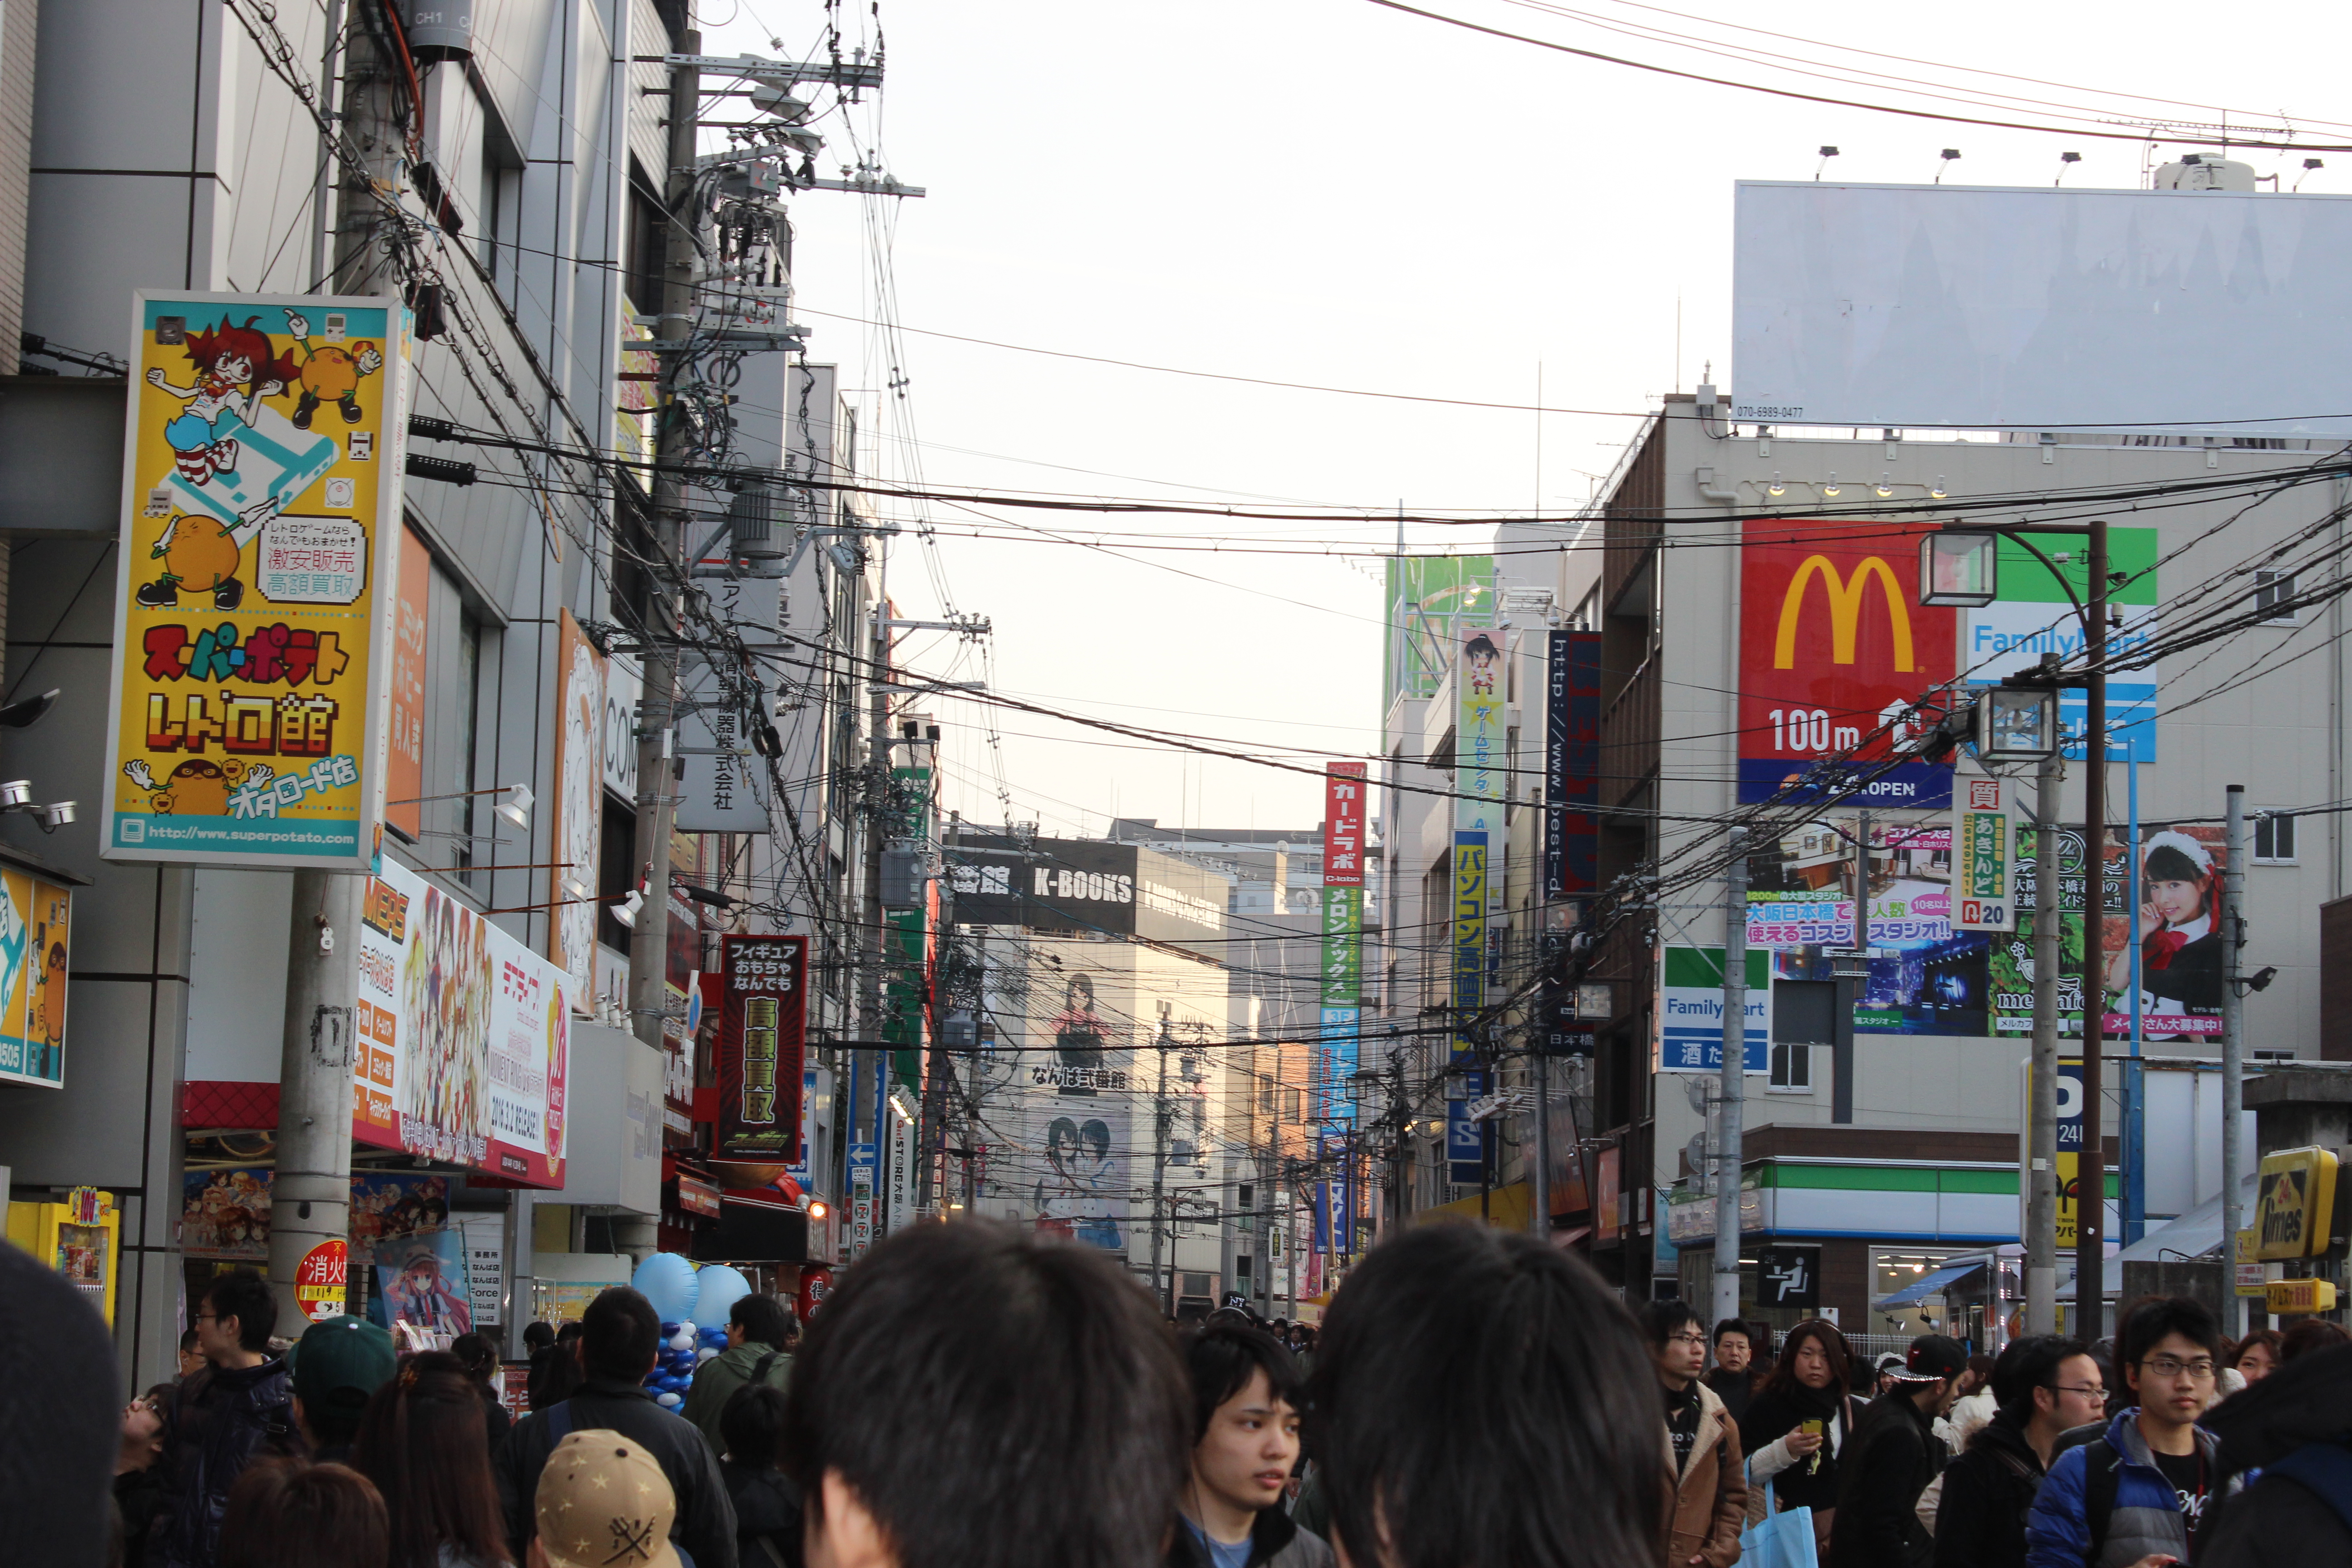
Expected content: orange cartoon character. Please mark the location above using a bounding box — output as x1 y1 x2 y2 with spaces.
136 511 249 611
122 758 274 816
279 310 382 430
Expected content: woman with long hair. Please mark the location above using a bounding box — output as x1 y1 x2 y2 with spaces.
1737 1318 1858 1557
349 1352 511 1568
448 1333 512 1451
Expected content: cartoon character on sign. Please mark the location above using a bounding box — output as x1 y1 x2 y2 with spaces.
122 758 274 816
136 511 249 610
379 1240 471 1335
1464 632 1501 696
144 316 299 489
1034 1115 1122 1251
279 311 383 430
1051 975 1107 1094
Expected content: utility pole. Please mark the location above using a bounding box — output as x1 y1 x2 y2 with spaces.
2074 520 2111 1340
626 34 701 1055
266 872 362 1329
1713 828 1747 1333
1149 1011 1172 1316
2220 785 2248 1336
2026 740 2063 1335
1532 1049 1552 1242
855 578 892 1184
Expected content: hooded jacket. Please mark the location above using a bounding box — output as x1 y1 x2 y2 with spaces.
1166 1504 1336 1568
682 1342 793 1458
496 1375 740 1568
1828 1385 1945 1568
147 1356 299 1568
2025 1407 2223 1568
2195 1342 2352 1566
1661 1377 1748 1568
1932 1418 2044 1568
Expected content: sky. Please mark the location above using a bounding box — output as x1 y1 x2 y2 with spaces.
694 0 2352 840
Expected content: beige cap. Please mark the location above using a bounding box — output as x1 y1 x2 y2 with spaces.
534 1430 682 1568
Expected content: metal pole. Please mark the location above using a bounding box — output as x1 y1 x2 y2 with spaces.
309 0 346 291
2026 743 2063 1335
1714 828 1748 1333
266 872 362 1331
2221 785 2248 1337
1532 1048 1552 1241
625 33 702 1055
1150 1019 1171 1316
2075 519 2110 1340
2124 740 2146 1247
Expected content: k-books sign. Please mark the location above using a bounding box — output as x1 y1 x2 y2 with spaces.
1737 523 1955 808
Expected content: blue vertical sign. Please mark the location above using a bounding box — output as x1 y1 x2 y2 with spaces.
1449 831 1488 1183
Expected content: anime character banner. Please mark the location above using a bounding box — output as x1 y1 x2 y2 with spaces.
353 861 572 1185
104 293 411 871
0 863 72 1088
179 1168 453 1261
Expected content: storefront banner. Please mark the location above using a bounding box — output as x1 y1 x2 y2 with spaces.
713 934 808 1162
1961 528 2159 760
1543 630 1601 900
385 525 429 840
181 1168 454 1261
1736 522 1956 808
104 293 411 869
1386 556 1492 704
549 611 603 1007
1656 946 1771 1073
1450 833 1486 1063
1995 823 2223 1041
353 862 571 1185
0 865 71 1088
1323 762 1366 886
1952 776 2016 931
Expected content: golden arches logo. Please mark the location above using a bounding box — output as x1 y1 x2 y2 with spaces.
1772 555 1915 671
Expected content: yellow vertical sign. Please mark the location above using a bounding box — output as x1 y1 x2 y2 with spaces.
102 293 410 870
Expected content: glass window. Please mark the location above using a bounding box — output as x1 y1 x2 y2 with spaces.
2255 569 2298 623
1770 1040 1811 1091
2254 813 2297 864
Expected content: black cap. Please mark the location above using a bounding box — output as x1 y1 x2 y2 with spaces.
1895 1333 1968 1382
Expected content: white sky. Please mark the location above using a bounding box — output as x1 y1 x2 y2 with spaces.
696 0 2352 840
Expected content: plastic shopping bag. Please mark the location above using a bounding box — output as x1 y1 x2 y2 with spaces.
1737 1479 1820 1568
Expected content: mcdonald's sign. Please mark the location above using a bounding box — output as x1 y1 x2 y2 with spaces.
1737 524 1956 806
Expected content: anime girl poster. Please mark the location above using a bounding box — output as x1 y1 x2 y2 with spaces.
2103 825 2225 1039
398 884 490 1155
1033 1115 1127 1252
1049 973 1111 1094
371 1232 471 1338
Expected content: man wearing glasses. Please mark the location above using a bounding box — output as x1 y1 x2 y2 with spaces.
2027 1297 2236 1567
1644 1300 1747 1568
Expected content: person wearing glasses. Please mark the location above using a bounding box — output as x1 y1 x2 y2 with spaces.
2026 1297 2237 1568
1643 1300 1748 1568
1932 1336 2103 1568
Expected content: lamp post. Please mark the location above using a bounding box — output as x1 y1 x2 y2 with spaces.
1925 521 2113 1337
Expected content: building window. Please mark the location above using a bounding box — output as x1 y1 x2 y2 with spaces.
2255 569 2299 624
1769 1041 1811 1092
1284 1086 1303 1123
2253 1049 2296 1062
1258 1073 1275 1114
2254 813 2297 865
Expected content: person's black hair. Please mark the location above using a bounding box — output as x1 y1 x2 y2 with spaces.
2278 1317 2351 1363
1987 1334 2090 1431
1179 1322 1302 1442
179 1327 202 1354
731 1293 794 1350
1308 1223 1663 1568
447 1333 497 1385
1464 632 1500 661
1637 1298 1701 1348
782 1220 1188 1568
721 1382 790 1469
554 1320 585 1345
579 1286 662 1382
1759 1318 1852 1403
203 1268 279 1353
1711 1318 1754 1351
2117 1294 2222 1381
521 1322 554 1354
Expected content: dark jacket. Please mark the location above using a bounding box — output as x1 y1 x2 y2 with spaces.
1740 1385 1858 1514
1829 1387 1945 1568
682 1343 792 1459
722 1459 802 1568
1933 1419 2043 1568
2025 1408 2225 1568
2196 1341 2352 1567
495 1376 739 1568
147 1355 299 1568
1704 1367 1754 1423
1167 1506 1336 1568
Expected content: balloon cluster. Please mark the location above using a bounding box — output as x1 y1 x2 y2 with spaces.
628 1254 756 1408
646 1319 728 1407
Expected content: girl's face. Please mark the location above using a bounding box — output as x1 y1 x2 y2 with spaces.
2236 1341 2275 1381
2149 874 2207 926
216 353 251 384
1793 1336 1833 1389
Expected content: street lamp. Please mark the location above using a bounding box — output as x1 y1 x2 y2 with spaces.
1347 1067 1382 1110
1977 686 2059 762
1919 530 1999 608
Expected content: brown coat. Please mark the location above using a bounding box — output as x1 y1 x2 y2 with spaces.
1662 1379 1749 1568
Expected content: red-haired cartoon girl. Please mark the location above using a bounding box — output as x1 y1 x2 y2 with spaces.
143 315 297 488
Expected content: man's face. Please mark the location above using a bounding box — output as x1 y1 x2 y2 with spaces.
2128 1331 2215 1430
1192 1367 1300 1519
1655 1322 1708 1384
194 1302 241 1365
1714 1332 1751 1374
178 1342 205 1378
2036 1353 2107 1432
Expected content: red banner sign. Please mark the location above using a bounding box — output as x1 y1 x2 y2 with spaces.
1323 762 1367 886
714 934 808 1162
294 1238 348 1323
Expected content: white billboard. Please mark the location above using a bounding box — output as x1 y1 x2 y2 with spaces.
1732 181 2352 436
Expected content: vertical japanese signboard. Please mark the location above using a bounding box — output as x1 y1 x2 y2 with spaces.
353 862 570 1185
1320 763 1365 1124
2054 1058 2085 1247
105 293 411 869
1543 630 1601 900
713 934 808 1163
1449 626 1505 1182
1951 776 2015 932
0 861 73 1089
1736 522 1955 808
548 612 604 1006
385 526 429 841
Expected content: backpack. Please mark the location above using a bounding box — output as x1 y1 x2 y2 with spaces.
2258 1440 2352 1537
2081 1438 2122 1563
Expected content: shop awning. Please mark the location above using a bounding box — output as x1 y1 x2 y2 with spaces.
1874 1259 1986 1310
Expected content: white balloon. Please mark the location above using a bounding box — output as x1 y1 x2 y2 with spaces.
697 1347 721 1362
656 1391 683 1408
669 1331 695 1352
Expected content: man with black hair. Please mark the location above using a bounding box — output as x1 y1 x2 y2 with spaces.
684 1292 797 1456
1643 1299 1748 1568
783 1220 1191 1568
1308 1224 1665 1568
719 1384 802 1568
1829 1332 1965 1568
495 1284 738 1568
177 1327 205 1381
1167 1322 1333 1568
149 1268 298 1568
1934 1335 2104 1568
2028 1296 2234 1567
287 1315 395 1462
1706 1318 1759 1422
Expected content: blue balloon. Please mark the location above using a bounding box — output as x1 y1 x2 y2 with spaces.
691 1264 753 1326
633 1253 699 1323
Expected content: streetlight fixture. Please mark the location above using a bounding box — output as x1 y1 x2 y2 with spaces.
1977 686 2059 761
1919 530 2000 607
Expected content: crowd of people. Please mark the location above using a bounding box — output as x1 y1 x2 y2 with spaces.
4 1218 2349 1568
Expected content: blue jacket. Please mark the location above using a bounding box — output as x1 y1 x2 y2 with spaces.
2024 1409 2220 1568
